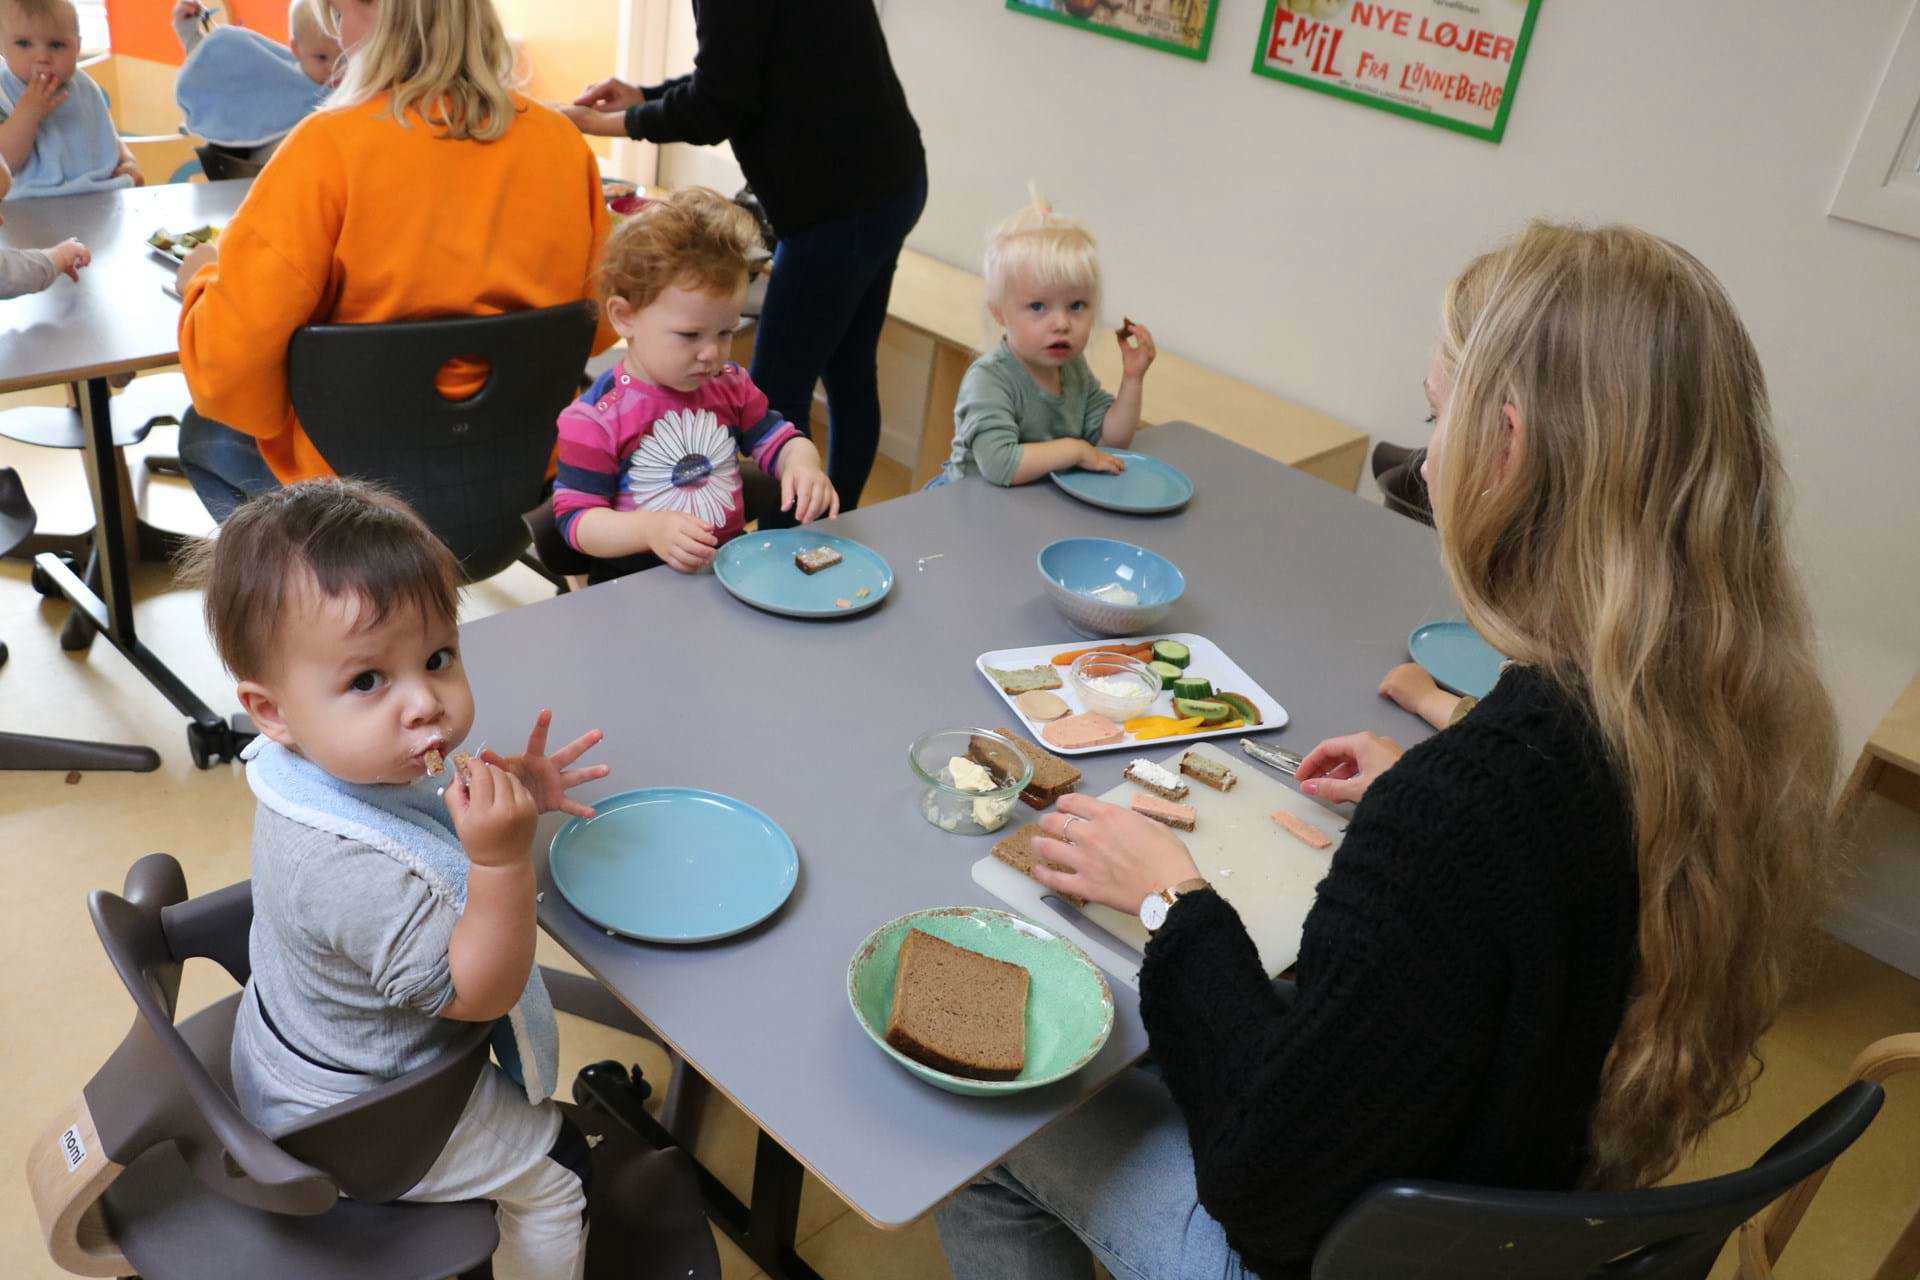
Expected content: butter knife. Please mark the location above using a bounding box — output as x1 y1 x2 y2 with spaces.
1241 737 1302 776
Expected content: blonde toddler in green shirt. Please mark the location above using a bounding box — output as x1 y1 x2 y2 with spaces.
935 195 1157 487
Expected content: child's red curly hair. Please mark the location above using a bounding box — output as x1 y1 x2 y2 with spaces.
597 187 761 310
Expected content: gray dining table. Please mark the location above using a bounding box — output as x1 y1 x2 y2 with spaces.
459 423 1457 1278
0 179 255 768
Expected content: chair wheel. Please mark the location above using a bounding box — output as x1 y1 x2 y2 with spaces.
29 558 70 598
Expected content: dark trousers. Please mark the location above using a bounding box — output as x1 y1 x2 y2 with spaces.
749 167 928 510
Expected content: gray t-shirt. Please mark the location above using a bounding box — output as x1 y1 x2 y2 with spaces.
941 338 1115 486
0 247 58 300
242 805 464 1079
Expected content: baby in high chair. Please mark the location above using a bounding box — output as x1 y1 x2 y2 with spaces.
185 479 610 1280
0 153 88 296
934 193 1157 487
0 0 142 198
173 0 341 164
553 186 838 583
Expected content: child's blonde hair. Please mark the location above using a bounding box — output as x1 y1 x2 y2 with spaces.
324 0 519 143
287 0 327 47
597 187 761 311
2 0 78 32
1433 221 1838 1192
983 191 1101 318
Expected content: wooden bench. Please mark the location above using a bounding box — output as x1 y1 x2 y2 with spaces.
883 249 1370 491
1837 674 1920 830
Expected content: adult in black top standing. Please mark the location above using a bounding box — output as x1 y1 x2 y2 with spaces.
936 221 1841 1279
566 0 925 510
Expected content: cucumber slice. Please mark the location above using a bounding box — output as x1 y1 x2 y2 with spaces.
1151 640 1191 669
1173 696 1233 724
1170 675 1213 701
1214 691 1262 726
1149 660 1184 683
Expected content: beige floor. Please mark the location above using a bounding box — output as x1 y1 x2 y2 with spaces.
1 383 1916 1280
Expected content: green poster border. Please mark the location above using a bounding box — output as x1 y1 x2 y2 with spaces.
1249 0 1542 143
1006 0 1222 64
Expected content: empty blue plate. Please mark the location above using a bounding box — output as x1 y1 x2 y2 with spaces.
1051 451 1194 515
549 788 800 943
1408 621 1506 699
713 529 893 619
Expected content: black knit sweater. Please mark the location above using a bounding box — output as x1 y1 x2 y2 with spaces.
622 0 925 236
1139 666 1640 1279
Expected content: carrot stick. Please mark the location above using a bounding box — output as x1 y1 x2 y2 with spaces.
1051 641 1156 666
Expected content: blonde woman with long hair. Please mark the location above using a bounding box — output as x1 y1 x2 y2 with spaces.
175 0 614 523
937 221 1838 1280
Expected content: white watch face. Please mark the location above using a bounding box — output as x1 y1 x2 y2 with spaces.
1139 892 1170 931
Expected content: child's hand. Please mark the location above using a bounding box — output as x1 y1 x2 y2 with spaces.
18 72 68 122
172 1 205 21
112 157 145 187
48 239 90 281
446 759 539 868
781 458 841 524
1116 319 1157 381
1075 440 1127 474
1378 661 1461 729
646 510 718 572
479 708 609 820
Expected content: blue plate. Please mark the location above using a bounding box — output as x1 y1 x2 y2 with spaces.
713 529 893 619
1050 451 1194 515
1408 621 1505 699
549 788 799 944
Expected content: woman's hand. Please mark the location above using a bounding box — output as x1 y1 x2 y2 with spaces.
558 103 629 137
575 78 645 111
175 241 218 296
1296 731 1405 805
478 709 609 820
48 238 90 281
1027 793 1203 915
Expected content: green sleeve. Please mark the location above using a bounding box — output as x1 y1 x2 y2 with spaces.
955 360 1027 488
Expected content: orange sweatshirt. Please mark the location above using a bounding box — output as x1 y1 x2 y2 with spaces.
179 92 615 485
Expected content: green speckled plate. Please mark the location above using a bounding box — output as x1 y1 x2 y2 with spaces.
846 906 1115 1097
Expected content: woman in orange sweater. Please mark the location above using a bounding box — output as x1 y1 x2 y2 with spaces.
175 0 614 521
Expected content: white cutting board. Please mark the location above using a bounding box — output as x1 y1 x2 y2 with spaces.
971 740 1344 990
973 633 1290 755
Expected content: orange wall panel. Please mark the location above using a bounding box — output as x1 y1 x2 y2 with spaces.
106 0 290 65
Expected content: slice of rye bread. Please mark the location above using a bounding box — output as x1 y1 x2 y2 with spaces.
1179 751 1238 791
794 546 842 574
991 823 1086 907
1123 759 1189 801
1131 792 1197 831
973 730 1082 809
984 664 1063 695
884 929 1029 1081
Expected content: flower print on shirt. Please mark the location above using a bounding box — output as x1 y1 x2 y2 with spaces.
625 407 742 528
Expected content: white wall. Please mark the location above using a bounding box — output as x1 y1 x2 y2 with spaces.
650 0 1920 960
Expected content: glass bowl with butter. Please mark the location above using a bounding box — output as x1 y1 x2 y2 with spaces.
909 728 1033 836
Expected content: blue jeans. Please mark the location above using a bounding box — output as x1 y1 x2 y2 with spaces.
935 1066 1252 1280
179 408 280 523
750 167 927 511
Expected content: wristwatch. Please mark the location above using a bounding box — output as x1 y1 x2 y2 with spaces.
1139 877 1211 932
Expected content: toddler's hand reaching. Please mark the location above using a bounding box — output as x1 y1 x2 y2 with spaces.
1076 440 1127 474
48 239 90 281
647 509 718 572
1116 318 1157 381
781 459 840 524
446 759 538 868
479 708 609 820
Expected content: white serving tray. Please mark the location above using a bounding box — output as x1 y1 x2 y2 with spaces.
973 632 1289 756
971 740 1345 990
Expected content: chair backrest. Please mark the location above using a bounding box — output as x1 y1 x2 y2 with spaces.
79 854 491 1212
287 302 599 582
194 145 267 182
1312 1080 1884 1280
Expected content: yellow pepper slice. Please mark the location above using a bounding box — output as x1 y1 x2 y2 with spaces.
1129 716 1207 741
